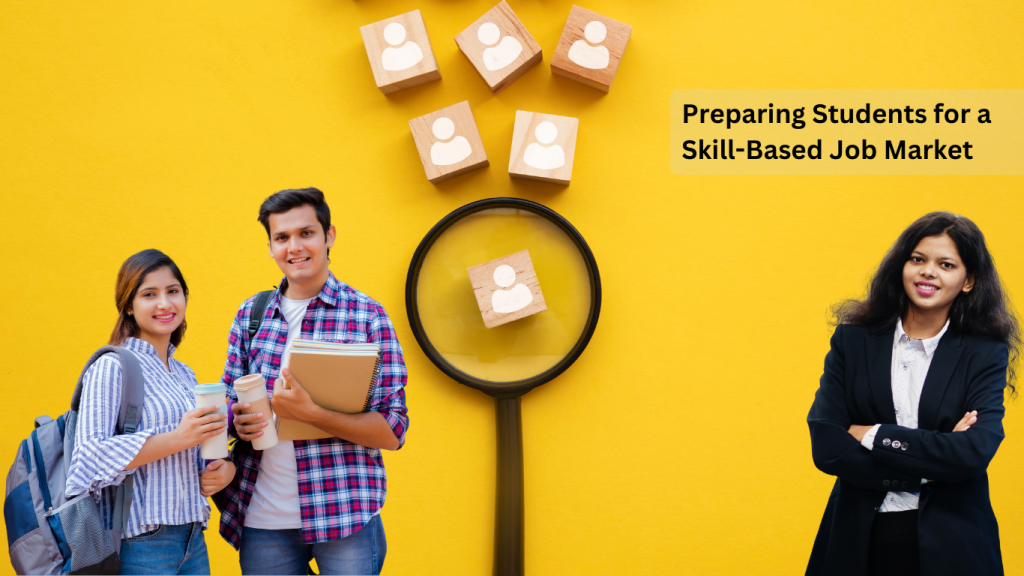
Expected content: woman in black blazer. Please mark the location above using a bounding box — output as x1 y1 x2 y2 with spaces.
807 212 1019 576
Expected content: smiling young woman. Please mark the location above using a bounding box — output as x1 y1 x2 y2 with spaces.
65 249 237 575
806 212 1020 576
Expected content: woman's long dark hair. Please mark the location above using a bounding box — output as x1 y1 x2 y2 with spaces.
109 249 189 348
833 212 1019 393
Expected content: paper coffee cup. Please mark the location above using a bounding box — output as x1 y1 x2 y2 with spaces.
234 374 279 450
194 383 229 459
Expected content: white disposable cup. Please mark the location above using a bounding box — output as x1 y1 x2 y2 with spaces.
194 383 229 459
234 374 279 451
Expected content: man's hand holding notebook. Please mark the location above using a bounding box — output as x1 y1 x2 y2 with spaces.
275 339 382 441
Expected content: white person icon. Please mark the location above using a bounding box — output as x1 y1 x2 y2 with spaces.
567 21 609 69
478 22 523 71
467 249 547 328
522 121 565 170
381 22 423 71
429 117 472 166
490 264 533 314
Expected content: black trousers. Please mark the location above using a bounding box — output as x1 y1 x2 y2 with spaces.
867 510 920 576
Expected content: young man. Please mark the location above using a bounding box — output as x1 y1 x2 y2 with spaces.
215 188 408 575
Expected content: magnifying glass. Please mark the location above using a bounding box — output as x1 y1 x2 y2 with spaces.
406 198 601 576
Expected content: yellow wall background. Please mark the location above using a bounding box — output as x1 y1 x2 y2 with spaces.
2 1 1022 574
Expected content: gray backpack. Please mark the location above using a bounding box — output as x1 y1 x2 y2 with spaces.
4 346 144 575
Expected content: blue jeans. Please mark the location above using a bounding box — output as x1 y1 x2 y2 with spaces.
118 522 210 575
239 515 386 575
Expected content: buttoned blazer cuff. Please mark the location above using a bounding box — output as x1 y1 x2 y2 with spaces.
872 424 914 455
865 424 923 491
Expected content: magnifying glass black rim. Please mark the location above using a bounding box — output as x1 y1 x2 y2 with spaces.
405 197 601 399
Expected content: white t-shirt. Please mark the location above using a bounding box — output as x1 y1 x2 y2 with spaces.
243 294 313 530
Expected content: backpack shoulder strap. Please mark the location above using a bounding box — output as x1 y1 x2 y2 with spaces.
70 346 144 435
248 290 275 342
113 348 144 435
69 345 145 535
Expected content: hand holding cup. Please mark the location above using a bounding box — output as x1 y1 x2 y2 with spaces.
232 402 269 441
174 404 227 450
233 374 279 450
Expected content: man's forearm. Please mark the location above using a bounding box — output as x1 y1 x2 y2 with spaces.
308 408 400 450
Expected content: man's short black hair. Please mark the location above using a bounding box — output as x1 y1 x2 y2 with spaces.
258 187 332 239
258 188 332 257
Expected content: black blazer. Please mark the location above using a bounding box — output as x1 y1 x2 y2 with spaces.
806 323 1008 576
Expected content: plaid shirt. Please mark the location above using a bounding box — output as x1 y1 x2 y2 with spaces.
214 272 408 549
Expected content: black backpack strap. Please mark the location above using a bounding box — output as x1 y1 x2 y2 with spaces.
70 345 145 535
248 290 275 343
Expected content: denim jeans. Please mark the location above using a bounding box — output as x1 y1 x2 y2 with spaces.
239 515 386 575
118 522 210 575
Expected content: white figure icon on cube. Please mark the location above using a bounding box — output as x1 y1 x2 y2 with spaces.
551 6 631 92
478 22 523 71
360 10 440 94
567 21 609 69
467 249 547 329
381 22 424 71
410 101 489 183
523 121 565 170
508 111 578 185
490 264 533 313
454 1 542 95
429 117 473 166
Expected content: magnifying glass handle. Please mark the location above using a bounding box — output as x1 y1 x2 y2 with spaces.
494 396 524 576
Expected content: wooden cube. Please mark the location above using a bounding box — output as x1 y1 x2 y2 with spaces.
360 10 441 94
467 249 547 329
550 6 632 93
454 1 542 95
409 101 489 183
508 110 578 185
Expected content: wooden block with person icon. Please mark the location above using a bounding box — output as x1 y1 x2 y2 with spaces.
467 249 547 329
455 1 543 95
409 101 489 183
550 6 632 93
508 110 579 185
360 10 441 94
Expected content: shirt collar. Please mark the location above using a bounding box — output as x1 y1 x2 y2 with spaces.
895 317 950 356
276 271 342 309
123 336 177 360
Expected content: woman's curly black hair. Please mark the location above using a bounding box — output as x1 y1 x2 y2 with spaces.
832 211 1019 395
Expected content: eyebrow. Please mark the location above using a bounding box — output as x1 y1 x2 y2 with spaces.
272 225 316 236
912 250 958 262
139 283 182 292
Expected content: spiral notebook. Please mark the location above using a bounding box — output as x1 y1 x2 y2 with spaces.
276 339 382 441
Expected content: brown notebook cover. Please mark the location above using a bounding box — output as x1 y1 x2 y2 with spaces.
277 351 381 441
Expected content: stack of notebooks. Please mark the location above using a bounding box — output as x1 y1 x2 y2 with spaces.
278 339 382 441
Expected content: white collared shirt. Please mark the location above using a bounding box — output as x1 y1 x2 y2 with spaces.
860 318 949 512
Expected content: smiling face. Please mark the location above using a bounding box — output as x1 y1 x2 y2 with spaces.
268 204 336 298
902 233 974 319
130 266 186 345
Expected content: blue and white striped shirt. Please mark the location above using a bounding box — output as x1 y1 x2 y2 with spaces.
65 337 210 538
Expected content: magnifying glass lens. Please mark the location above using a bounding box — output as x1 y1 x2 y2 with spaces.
416 207 592 385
